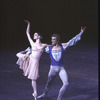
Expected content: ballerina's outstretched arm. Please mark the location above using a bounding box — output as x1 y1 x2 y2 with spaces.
24 20 34 47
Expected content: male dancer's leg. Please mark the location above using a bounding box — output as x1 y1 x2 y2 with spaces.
38 66 57 99
57 67 69 100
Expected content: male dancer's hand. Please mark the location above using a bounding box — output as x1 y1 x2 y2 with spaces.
81 27 86 33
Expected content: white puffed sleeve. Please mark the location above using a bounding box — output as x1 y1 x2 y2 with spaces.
45 46 50 53
63 32 83 50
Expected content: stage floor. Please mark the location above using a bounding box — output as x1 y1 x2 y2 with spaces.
0 43 98 100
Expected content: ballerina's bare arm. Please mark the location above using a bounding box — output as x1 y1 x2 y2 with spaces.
42 44 52 48
24 20 34 47
42 44 52 53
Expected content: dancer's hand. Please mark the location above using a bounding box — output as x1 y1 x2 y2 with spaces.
24 20 30 24
23 54 29 60
80 27 86 33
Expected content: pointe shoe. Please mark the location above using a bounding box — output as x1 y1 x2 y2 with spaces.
32 93 37 100
37 93 47 99
25 47 30 51
25 47 31 54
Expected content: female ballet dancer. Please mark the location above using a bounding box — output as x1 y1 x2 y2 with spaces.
16 20 47 100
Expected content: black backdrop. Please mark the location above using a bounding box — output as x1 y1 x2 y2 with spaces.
0 0 98 50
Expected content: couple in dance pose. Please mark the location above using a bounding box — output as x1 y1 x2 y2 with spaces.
16 20 86 100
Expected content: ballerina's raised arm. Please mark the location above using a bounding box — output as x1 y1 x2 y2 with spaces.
24 20 34 47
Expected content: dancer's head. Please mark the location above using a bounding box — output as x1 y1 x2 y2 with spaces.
33 32 42 40
51 34 61 45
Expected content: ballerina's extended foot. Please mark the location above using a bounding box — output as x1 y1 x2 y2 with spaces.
32 92 37 100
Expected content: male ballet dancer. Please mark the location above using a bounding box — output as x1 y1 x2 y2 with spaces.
38 27 86 100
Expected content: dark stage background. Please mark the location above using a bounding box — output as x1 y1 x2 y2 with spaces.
0 0 98 50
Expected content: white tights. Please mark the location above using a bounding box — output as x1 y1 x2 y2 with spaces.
44 66 69 100
32 80 37 100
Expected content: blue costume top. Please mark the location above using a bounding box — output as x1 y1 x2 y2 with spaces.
49 45 64 66
45 32 83 66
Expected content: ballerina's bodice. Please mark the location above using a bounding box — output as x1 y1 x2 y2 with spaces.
31 46 44 60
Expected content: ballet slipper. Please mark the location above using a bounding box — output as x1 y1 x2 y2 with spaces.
32 92 37 100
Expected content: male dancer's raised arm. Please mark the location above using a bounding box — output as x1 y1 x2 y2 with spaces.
62 27 86 49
